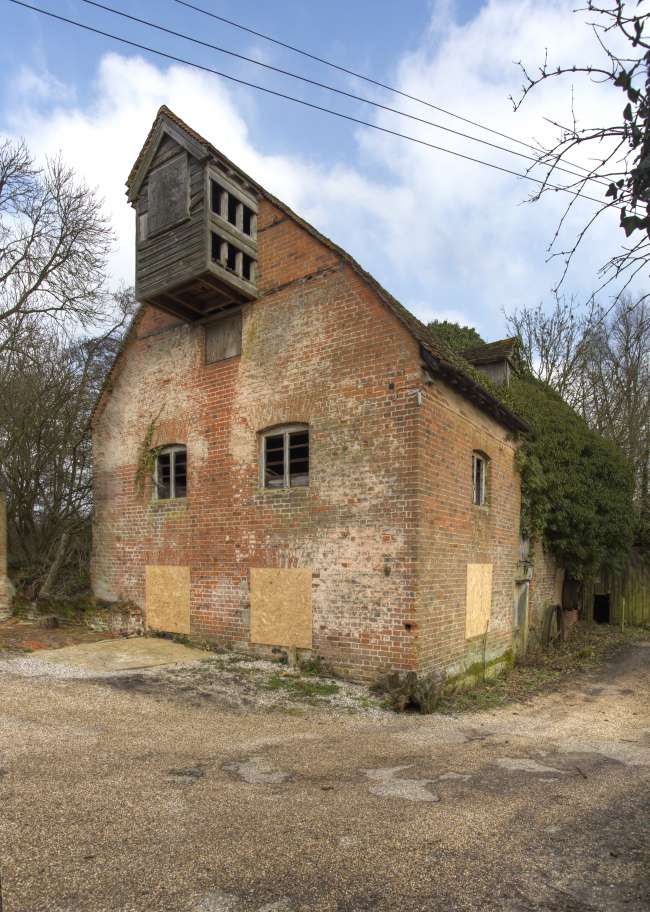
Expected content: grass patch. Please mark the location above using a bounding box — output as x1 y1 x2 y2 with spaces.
264 673 340 699
438 623 648 714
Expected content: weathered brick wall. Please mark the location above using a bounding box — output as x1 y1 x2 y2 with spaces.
415 382 521 679
0 490 9 616
528 540 564 641
92 199 424 680
93 195 530 681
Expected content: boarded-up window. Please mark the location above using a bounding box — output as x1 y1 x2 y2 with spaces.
250 567 312 648
147 154 189 236
145 565 191 634
466 563 493 638
205 312 242 363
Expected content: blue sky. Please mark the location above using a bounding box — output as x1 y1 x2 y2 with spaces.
0 0 631 338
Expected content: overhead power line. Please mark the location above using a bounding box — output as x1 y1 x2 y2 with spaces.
75 0 608 190
9 0 607 207
175 0 600 182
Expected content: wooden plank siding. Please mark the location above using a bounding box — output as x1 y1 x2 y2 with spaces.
136 144 205 301
582 553 650 625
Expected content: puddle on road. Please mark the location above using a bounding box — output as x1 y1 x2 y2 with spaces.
363 766 440 802
223 756 291 785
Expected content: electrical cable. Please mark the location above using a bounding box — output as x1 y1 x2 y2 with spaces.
8 0 606 206
175 0 601 181
74 0 609 189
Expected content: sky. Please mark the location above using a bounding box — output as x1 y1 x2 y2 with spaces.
0 0 635 339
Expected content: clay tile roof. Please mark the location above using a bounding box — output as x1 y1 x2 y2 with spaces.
462 337 518 367
118 107 528 435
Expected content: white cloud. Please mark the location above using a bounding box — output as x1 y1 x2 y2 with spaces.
1 0 638 339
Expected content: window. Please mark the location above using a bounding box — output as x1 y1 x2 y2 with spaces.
472 452 487 506
155 445 187 500
262 426 309 489
210 178 256 237
209 173 257 286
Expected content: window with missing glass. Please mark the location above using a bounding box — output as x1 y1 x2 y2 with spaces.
155 445 187 500
262 426 309 489
472 451 488 506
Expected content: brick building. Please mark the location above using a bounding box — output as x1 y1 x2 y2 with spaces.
91 107 558 682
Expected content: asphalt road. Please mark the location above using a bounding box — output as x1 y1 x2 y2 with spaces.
1 641 649 912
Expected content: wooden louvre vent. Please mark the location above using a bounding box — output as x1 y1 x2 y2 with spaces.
130 115 258 322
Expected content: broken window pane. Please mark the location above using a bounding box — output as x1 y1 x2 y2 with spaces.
264 434 285 488
263 428 310 488
472 453 486 506
242 206 254 236
174 449 187 498
156 447 187 500
157 452 172 499
289 431 309 487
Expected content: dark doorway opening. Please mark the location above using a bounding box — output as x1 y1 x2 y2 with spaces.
593 594 610 624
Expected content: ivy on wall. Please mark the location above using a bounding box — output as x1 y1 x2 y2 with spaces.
134 410 164 496
427 322 635 578
504 376 635 578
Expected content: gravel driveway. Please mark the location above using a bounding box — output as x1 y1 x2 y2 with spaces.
0 639 649 912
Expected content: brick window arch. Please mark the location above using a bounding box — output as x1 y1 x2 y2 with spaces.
261 425 309 489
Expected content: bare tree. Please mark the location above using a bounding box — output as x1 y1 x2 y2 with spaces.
505 293 596 409
511 1 650 298
0 289 134 597
0 137 113 348
507 291 650 516
584 296 650 512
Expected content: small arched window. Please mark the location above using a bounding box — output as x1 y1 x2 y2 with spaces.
155 445 187 500
261 425 309 489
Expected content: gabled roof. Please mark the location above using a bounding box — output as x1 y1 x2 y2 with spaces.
106 106 528 434
463 337 518 367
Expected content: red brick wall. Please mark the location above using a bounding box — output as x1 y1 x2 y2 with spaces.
92 200 423 680
92 199 525 681
528 540 564 641
414 382 521 678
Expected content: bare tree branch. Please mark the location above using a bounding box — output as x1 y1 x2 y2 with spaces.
511 1 650 296
0 138 113 351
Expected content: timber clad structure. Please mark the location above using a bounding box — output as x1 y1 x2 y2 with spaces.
91 107 558 682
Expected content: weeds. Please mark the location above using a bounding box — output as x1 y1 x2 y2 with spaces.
438 623 648 714
264 673 340 699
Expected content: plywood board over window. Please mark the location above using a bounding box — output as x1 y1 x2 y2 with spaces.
145 565 191 634
250 568 312 649
466 563 493 638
